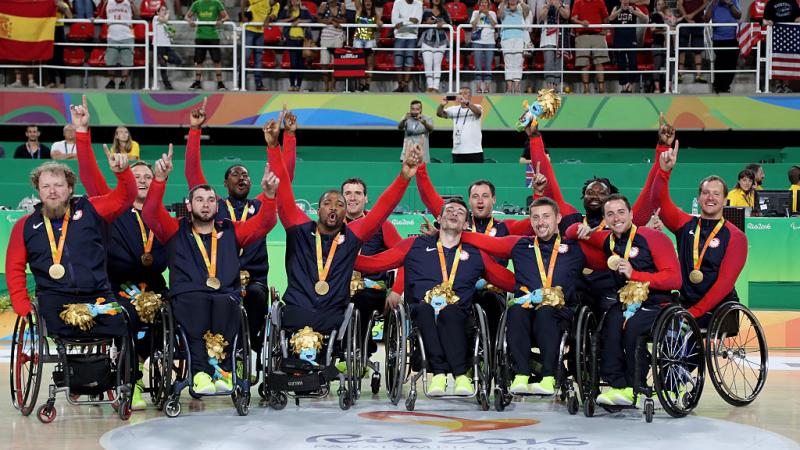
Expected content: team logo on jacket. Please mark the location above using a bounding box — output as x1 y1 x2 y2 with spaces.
460 251 470 261
629 247 640 258
489 228 497 236
558 244 569 254
249 205 256 215
709 238 720 248
72 210 83 220
338 235 346 245
216 231 224 239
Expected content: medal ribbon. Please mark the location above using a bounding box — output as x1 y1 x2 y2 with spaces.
533 234 560 288
192 227 217 279
43 206 71 266
436 240 462 287
316 230 341 283
225 200 249 222
133 209 154 254
692 219 724 271
609 223 637 260
583 216 605 229
472 216 494 235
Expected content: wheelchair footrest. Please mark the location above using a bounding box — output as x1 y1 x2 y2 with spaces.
267 358 340 393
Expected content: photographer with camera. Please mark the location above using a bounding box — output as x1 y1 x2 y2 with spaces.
436 88 484 163
399 99 434 164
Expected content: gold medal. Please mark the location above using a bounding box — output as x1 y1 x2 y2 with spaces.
315 280 330 296
607 255 622 270
140 253 154 267
240 270 250 287
207 277 221 290
689 269 704 284
49 263 66 280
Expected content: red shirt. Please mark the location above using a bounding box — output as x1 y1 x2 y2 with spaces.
571 0 609 34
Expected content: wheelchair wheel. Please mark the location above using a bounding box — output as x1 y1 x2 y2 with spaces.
574 306 596 408
492 308 512 411
384 306 406 406
345 308 362 400
652 306 705 418
260 301 283 403
473 304 492 410
9 308 44 416
705 303 768 407
154 304 176 410
234 305 253 391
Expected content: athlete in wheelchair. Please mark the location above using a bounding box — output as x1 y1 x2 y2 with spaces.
567 193 705 422
7 160 141 423
141 147 279 417
356 198 512 410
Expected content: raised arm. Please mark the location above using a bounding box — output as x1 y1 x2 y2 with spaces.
71 95 111 196
354 237 415 273
528 131 579 216
414 163 445 216
283 111 298 181
234 194 278 247
628 230 682 291
264 120 310 228
481 251 516 292
687 227 747 318
6 217 32 316
649 143 693 233
565 223 610 271
461 232 521 258
184 98 210 188
89 147 137 222
143 146 180 243
632 113 677 225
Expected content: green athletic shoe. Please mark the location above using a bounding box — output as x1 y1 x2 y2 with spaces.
131 380 146 410
193 372 215 395
214 373 233 393
454 375 474 396
428 374 447 396
531 376 556 396
608 387 634 406
509 375 530 395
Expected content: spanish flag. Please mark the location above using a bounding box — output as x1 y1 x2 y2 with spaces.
0 0 56 62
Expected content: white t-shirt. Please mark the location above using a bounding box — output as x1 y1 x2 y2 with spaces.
391 0 424 39
445 105 483 155
51 140 77 157
106 0 134 41
469 10 497 44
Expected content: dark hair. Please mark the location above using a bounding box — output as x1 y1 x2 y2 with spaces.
603 193 631 212
318 189 343 206
789 166 800 185
468 179 496 197
130 160 154 175
26 124 38 131
410 99 422 108
699 175 729 197
737 169 755 181
224 164 248 180
581 177 619 199
530 196 560 216
189 184 216 200
442 197 468 211
745 163 762 174
341 177 367 196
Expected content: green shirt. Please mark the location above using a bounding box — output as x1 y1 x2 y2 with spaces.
189 0 226 40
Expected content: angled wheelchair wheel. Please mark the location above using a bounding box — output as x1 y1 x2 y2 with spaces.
574 306 597 408
492 308 512 411
384 306 406 405
705 303 768 407
652 306 705 418
155 304 176 410
10 307 44 416
474 304 492 408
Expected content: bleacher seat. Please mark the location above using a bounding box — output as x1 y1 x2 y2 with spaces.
134 47 146 66
378 27 394 46
63 47 86 66
262 49 277 69
88 48 106 66
636 51 655 71
280 50 291 69
139 0 164 18
381 1 394 23
67 22 95 42
99 24 108 41
263 25 282 44
133 23 147 43
375 51 395 71
445 1 468 23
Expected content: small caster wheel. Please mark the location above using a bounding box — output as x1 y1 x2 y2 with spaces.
235 393 250 416
164 399 181 418
479 391 490 411
405 393 416 411
644 399 654 423
494 388 505 412
258 383 267 400
567 394 579 415
118 400 132 420
371 373 381 395
37 404 56 423
339 392 352 411
270 392 287 411
584 397 595 417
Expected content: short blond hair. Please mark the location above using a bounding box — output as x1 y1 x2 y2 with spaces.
30 162 77 191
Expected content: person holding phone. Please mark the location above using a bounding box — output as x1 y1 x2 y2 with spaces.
436 88 484 163
399 99 433 163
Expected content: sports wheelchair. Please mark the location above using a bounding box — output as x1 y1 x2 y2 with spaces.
258 298 363 411
576 297 706 423
10 303 137 423
382 301 492 411
157 297 252 418
492 298 581 414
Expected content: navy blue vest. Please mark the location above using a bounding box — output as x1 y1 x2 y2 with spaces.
470 215 510 266
23 196 112 296
508 235 586 307
217 196 269 284
674 217 733 304
107 207 168 292
603 228 672 303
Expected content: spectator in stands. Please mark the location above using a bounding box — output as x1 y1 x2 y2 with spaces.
14 125 51 159
104 0 138 90
51 125 78 160
570 0 610 93
9 69 38 89
763 0 800 93
111 126 140 160
398 99 434 163
609 0 648 93
538 0 570 91
650 0 678 93
318 0 348 92
745 162 765 189
436 88 484 163
392 0 423 92
47 0 72 89
726 169 757 208
703 0 741 94
154 5 183 90
420 0 451 93
677 0 708 84
354 0 382 92
279 0 313 92
74 0 95 18
788 165 800 214
186 0 230 91
470 0 498 93
243 0 280 91
499 0 530 93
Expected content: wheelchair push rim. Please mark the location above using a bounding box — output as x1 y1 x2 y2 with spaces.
9 310 44 416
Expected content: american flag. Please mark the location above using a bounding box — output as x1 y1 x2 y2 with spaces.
738 22 764 57
771 24 800 80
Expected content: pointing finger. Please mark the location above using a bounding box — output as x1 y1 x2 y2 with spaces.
103 143 112 158
535 160 541 175
167 143 173 160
